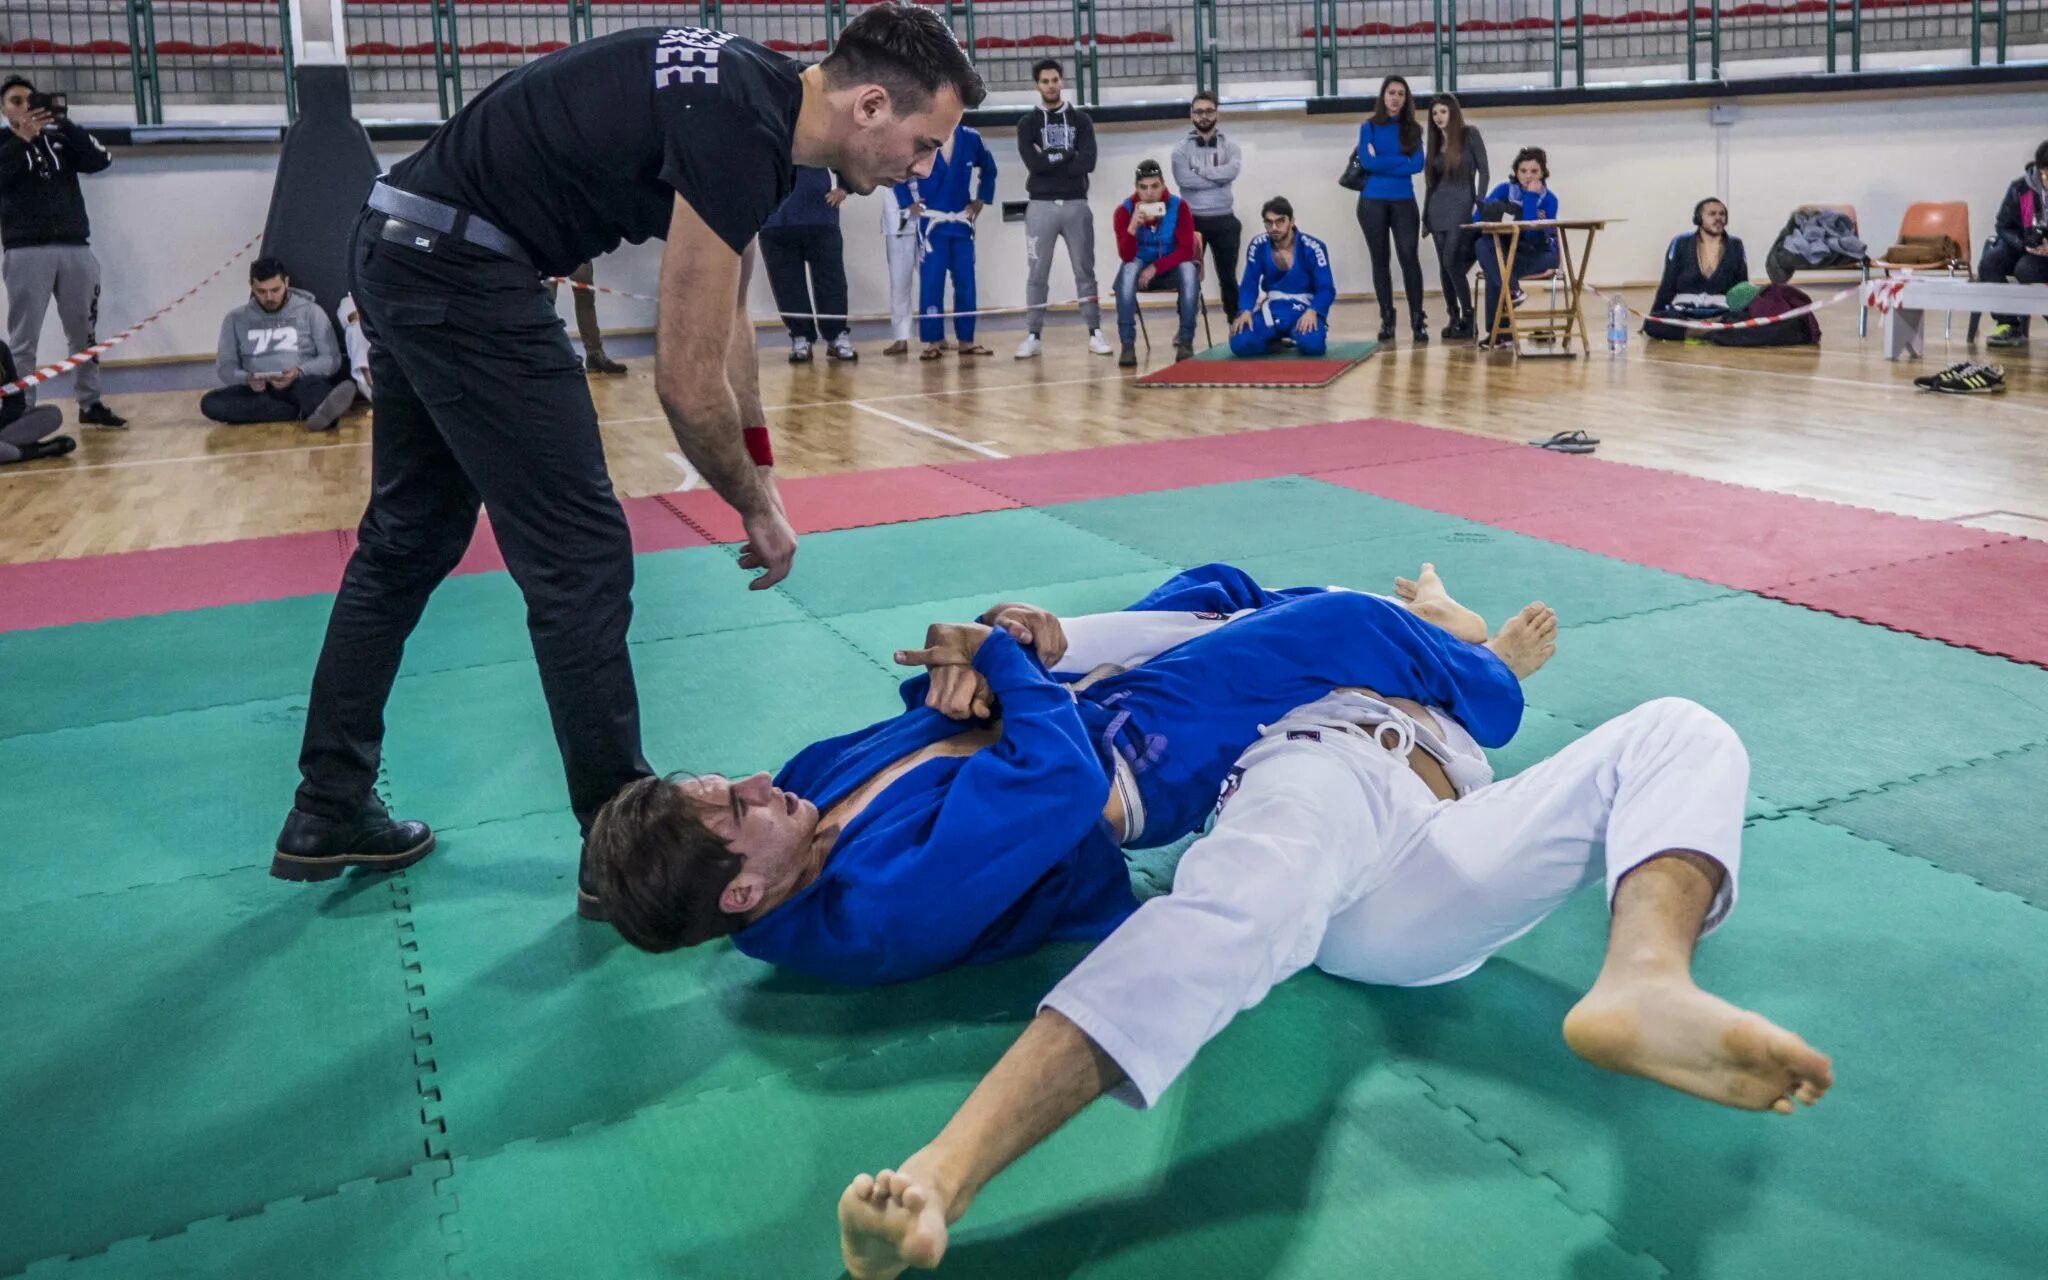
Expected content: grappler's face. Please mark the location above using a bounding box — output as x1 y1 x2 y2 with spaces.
680 772 818 874
837 84 966 194
1699 201 1728 235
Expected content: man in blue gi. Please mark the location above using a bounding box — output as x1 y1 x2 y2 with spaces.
1228 196 1336 357
897 121 998 358
584 564 1555 986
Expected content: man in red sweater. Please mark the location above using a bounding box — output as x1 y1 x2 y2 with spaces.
1112 159 1201 366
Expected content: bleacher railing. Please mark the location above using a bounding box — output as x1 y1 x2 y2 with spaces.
2 0 2039 123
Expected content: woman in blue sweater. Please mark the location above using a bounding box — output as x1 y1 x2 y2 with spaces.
1355 75 1430 344
1476 146 1561 348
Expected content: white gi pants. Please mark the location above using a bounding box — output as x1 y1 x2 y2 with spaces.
1043 694 1748 1109
884 202 919 343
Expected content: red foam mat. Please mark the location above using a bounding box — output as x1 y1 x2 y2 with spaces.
1762 537 2048 666
335 495 706 580
1501 486 2010 593
1319 448 1731 524
1195 419 1514 473
0 530 346 630
662 464 1020 543
937 437 1285 506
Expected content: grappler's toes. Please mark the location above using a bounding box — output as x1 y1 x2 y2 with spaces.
1488 602 1559 679
1564 978 1835 1114
840 1168 950 1280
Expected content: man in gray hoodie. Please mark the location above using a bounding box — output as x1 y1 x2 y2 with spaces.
1170 90 1243 324
202 256 357 431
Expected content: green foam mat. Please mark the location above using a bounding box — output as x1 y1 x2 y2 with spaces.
18 1165 452 1279
398 546 808 679
1534 594 2048 810
447 983 1660 1280
4 696 306 906
1305 815 2048 1279
402 812 1085 1157
0 870 424 1274
0 593 333 737
1190 338 1380 362
1229 523 1740 632
769 508 1165 618
1807 744 2048 908
1050 478 1473 566
382 620 905 830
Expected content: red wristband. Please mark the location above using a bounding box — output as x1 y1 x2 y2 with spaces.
743 426 774 467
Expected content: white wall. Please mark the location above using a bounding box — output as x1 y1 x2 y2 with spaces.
17 82 2044 367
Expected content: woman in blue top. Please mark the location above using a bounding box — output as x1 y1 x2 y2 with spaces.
1354 74 1430 344
1476 146 1561 348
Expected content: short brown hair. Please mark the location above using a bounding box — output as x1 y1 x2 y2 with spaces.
586 774 746 952
824 2 987 112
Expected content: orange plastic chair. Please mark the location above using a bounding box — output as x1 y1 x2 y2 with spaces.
1867 200 1972 338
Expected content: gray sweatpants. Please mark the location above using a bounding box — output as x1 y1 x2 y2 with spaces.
1024 198 1102 335
4 243 103 408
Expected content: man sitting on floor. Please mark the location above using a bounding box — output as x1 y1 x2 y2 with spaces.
0 341 72 464
1228 197 1335 358
1644 197 1750 341
202 256 357 432
836 584 1835 1280
585 564 1546 986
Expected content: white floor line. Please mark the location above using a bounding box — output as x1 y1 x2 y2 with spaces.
0 438 369 478
848 401 1009 458
664 451 702 491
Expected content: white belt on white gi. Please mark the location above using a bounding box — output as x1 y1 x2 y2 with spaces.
1256 690 1494 799
1259 290 1314 328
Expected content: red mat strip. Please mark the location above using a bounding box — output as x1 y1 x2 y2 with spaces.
1319 448 1730 524
0 530 346 630
1199 419 1515 473
335 495 707 580
1760 537 2048 667
662 464 1019 544
938 438 1283 506
1501 486 2011 593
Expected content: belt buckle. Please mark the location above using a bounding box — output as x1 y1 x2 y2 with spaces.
378 214 439 254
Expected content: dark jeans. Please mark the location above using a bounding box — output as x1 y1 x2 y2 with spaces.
1192 211 1243 321
1355 196 1427 326
759 225 849 342
294 209 652 831
1978 237 2048 330
200 375 342 424
1478 236 1561 337
1432 228 1476 322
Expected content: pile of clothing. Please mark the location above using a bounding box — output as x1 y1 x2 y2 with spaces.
1649 281 1822 348
1765 207 1868 283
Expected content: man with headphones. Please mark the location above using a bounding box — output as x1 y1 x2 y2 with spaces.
1645 197 1749 341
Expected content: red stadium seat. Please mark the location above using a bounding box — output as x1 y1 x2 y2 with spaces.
526 40 568 53
348 41 404 56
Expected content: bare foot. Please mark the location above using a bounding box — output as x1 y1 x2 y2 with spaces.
1563 976 1835 1114
1392 563 1489 644
839 1163 954 1280
1486 602 1557 679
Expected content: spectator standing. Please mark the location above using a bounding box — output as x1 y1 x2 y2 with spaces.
1354 74 1429 343
1171 90 1244 323
0 76 124 427
1423 92 1487 340
1015 58 1112 359
760 164 857 363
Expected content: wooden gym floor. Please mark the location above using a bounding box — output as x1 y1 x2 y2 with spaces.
1 288 2042 566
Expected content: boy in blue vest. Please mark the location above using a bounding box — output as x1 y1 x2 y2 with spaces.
1112 159 1200 365
1230 196 1336 357
897 122 998 358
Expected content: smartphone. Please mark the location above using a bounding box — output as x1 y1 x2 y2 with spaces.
1136 201 1166 221
27 91 66 117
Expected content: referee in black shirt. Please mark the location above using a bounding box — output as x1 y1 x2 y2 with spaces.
272 5 983 915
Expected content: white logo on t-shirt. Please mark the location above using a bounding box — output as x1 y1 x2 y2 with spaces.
247 326 300 355
656 27 732 87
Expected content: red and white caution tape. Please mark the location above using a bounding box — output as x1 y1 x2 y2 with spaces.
1580 278 1882 333
1 232 266 398
548 274 1107 324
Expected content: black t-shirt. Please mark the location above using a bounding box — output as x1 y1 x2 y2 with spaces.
387 27 804 275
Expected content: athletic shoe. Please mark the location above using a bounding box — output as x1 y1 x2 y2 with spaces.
883 339 910 356
1173 338 1195 361
303 381 358 432
1088 329 1114 356
1986 323 2027 349
789 338 812 364
78 401 127 429
1014 333 1043 359
1510 287 1529 308
585 352 628 375
827 333 858 361
1911 360 1970 390
1917 362 2006 394
1117 344 1137 368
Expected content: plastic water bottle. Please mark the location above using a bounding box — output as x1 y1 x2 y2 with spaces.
1607 300 1629 355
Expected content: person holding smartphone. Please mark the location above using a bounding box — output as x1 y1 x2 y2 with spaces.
0 76 125 428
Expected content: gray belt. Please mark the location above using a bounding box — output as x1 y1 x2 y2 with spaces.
367 180 530 265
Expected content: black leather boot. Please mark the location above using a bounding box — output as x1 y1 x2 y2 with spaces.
272 800 435 881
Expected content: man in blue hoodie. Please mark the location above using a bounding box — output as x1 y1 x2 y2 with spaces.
897 122 998 357
202 256 358 431
1112 159 1200 365
1230 197 1336 357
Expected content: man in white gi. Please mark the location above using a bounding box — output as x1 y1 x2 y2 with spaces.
882 193 919 355
837 568 1836 1280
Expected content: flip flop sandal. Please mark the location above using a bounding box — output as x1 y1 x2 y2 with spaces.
958 344 995 356
919 346 945 361
1531 429 1599 453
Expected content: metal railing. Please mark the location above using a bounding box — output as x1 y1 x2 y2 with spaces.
1 0 2040 123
